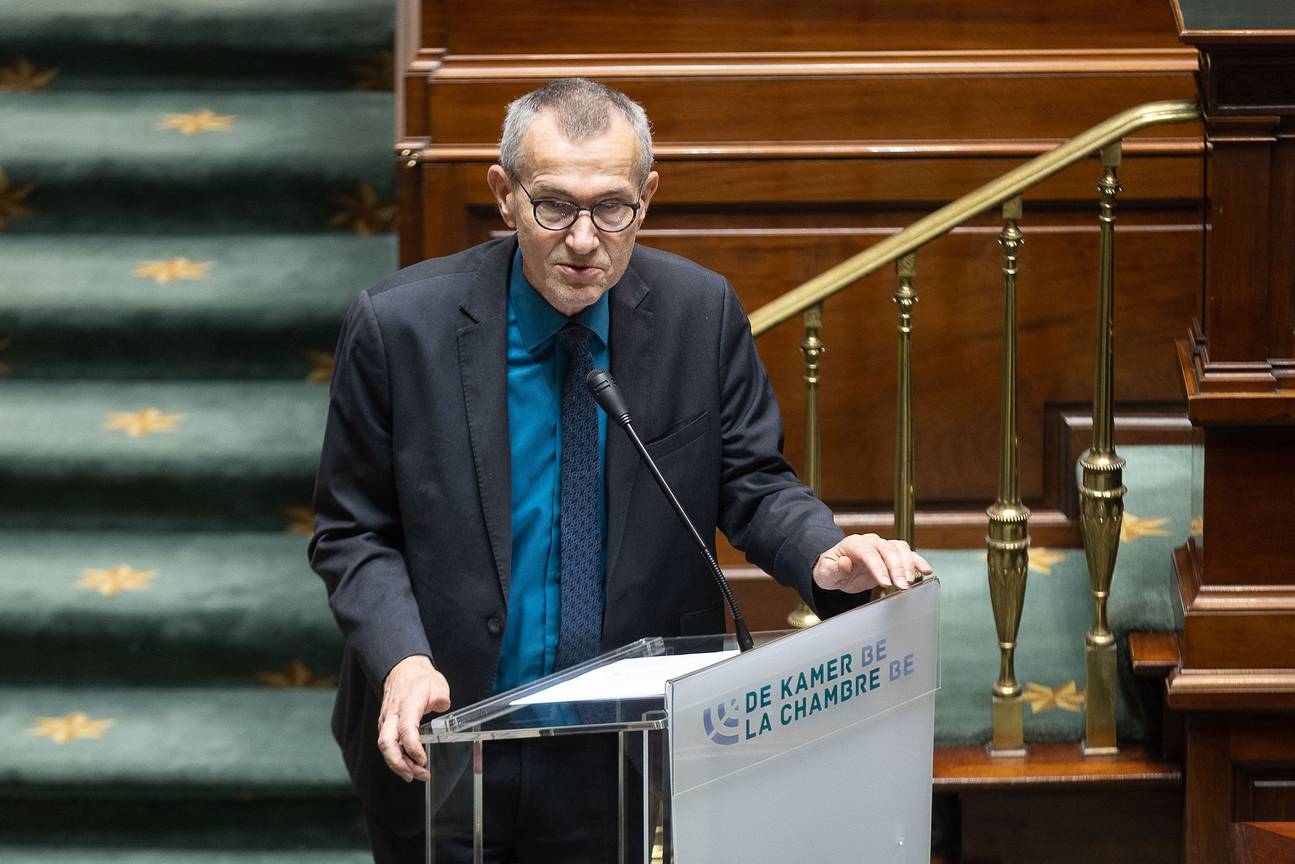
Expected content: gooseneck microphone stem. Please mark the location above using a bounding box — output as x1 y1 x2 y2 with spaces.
586 369 755 653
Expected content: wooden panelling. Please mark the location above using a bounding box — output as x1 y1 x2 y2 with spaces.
958 786 1182 864
427 0 1186 54
1236 768 1295 822
1201 426 1295 585
421 74 1198 147
1184 714 1295 863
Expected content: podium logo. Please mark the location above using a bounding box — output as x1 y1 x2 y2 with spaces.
702 698 741 745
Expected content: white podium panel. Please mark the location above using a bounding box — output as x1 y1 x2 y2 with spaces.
667 579 940 863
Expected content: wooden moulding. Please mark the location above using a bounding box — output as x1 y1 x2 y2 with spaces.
1170 542 1295 709
932 742 1181 791
1129 631 1182 677
1176 329 1295 424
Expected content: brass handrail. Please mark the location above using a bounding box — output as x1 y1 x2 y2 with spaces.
746 99 1201 336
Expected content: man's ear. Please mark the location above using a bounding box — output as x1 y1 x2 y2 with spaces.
636 170 660 225
486 165 517 230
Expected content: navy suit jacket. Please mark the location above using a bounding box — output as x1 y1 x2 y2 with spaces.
309 237 850 835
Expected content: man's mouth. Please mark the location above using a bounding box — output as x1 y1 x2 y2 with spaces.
556 263 601 282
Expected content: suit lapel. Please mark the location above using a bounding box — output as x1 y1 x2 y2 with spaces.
457 240 515 601
604 263 653 599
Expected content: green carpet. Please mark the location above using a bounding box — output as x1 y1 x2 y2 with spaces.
0 0 394 90
0 234 395 379
0 532 339 684
0 91 394 233
0 0 393 858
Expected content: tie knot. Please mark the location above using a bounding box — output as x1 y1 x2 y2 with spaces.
557 322 591 356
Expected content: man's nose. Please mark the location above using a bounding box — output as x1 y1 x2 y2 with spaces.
565 211 599 255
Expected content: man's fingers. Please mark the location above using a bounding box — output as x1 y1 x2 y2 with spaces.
873 539 909 588
856 544 891 589
378 712 413 782
914 552 934 575
398 714 430 781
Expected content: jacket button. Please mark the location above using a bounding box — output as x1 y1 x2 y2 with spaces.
487 616 504 636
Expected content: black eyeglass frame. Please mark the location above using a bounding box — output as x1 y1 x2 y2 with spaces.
515 179 643 233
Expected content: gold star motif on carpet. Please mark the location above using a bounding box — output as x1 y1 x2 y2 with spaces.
104 408 185 438
76 564 158 596
330 183 395 235
132 257 213 284
1120 513 1170 543
257 659 337 689
1190 516 1203 536
1022 681 1085 715
1027 547 1068 576
27 712 114 744
155 109 236 135
304 351 334 383
350 51 394 92
0 56 59 93
0 165 36 231
284 506 315 537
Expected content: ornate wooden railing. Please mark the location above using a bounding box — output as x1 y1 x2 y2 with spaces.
749 99 1202 755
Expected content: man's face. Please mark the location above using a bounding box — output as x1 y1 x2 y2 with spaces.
487 111 659 317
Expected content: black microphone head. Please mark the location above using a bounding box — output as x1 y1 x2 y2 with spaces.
585 368 632 426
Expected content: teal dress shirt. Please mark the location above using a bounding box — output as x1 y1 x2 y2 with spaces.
494 248 610 694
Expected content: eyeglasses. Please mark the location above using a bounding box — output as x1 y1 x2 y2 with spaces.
516 180 642 233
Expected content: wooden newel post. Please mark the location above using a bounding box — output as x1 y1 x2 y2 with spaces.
1170 4 1295 862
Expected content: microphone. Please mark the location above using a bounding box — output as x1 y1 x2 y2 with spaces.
586 368 755 653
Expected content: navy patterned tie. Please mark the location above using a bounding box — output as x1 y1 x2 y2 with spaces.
555 323 602 670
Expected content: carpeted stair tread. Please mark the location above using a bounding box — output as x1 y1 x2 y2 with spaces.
0 234 392 379
0 849 373 864
0 380 326 528
0 531 338 685
0 686 349 796
0 0 392 90
0 91 394 233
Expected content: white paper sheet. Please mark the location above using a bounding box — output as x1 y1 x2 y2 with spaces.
510 651 739 705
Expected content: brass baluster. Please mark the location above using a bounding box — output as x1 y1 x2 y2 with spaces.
894 253 918 551
1080 142 1126 756
874 254 920 600
787 303 825 629
987 196 1029 756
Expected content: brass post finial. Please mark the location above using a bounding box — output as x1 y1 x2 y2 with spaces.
987 196 1029 756
1080 141 1126 755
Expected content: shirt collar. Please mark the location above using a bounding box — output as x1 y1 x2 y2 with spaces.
509 246 610 355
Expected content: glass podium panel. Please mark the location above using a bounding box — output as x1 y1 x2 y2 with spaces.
420 632 777 864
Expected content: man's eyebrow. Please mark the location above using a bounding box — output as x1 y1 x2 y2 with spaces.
531 183 635 201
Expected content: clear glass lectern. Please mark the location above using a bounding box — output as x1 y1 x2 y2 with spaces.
420 578 940 864
420 633 743 864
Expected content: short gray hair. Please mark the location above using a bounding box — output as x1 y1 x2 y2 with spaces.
498 78 654 186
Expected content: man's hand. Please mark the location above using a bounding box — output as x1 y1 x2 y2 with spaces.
813 534 933 594
378 655 451 783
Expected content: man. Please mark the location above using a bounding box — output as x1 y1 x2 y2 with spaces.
310 78 931 864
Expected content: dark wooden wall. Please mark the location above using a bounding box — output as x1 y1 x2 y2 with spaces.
397 0 1205 548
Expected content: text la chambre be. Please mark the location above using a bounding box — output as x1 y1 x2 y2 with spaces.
740 639 916 740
